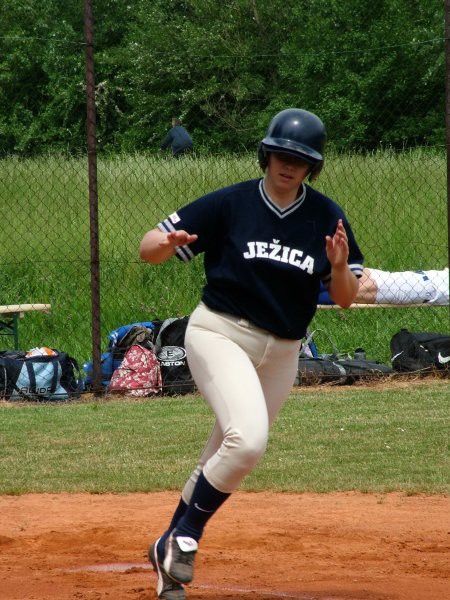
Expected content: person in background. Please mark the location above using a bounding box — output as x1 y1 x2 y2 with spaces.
160 118 193 158
318 267 449 305
140 108 363 600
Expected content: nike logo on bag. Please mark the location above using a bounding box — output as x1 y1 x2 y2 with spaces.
391 351 404 362
437 352 450 364
194 502 214 513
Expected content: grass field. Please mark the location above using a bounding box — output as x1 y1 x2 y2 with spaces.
0 149 448 366
0 381 448 495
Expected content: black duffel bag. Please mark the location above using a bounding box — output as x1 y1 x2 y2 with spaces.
296 357 347 385
334 358 394 384
296 356 393 386
390 329 450 373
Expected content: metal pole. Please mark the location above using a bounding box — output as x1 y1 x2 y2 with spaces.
445 0 450 325
84 0 102 394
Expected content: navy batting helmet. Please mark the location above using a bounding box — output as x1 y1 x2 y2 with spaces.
258 108 326 180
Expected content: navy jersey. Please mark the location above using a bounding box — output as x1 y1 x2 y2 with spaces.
158 178 363 339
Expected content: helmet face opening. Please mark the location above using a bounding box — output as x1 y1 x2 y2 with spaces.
258 109 326 180
261 144 318 165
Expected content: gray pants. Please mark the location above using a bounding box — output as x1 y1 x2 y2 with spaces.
181 302 300 498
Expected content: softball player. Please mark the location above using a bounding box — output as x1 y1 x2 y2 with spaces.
140 108 364 600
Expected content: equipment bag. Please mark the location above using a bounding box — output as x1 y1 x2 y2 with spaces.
155 316 196 396
0 350 83 401
296 356 393 386
300 328 349 361
109 344 162 397
296 357 347 385
83 321 160 389
296 328 393 385
83 351 124 388
333 358 394 383
390 329 450 373
297 328 348 385
107 321 161 352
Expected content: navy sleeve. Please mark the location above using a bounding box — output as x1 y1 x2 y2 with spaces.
345 218 364 278
157 190 225 261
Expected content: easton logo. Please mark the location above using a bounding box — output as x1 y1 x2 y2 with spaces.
158 345 186 366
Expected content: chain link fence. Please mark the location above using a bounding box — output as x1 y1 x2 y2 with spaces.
0 3 448 396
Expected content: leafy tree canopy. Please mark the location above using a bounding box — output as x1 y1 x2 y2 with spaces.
0 0 444 155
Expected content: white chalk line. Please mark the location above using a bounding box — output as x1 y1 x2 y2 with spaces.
67 562 149 573
195 583 318 598
65 562 365 599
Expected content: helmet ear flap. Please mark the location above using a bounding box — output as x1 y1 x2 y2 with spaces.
258 143 268 170
308 160 324 182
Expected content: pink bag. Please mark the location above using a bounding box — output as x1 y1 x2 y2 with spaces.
109 344 162 397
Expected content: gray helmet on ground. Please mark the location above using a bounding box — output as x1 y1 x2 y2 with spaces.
258 108 326 180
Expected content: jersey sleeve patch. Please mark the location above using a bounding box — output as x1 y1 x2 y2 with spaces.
169 211 181 224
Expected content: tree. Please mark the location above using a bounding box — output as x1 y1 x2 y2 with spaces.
0 0 444 155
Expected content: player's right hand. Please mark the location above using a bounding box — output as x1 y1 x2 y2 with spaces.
159 230 198 247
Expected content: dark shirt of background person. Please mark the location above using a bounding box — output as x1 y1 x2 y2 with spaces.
160 118 193 157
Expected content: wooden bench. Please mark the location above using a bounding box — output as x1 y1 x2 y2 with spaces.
317 303 438 309
0 304 51 350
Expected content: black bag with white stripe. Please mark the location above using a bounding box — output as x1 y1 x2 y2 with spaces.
390 329 450 373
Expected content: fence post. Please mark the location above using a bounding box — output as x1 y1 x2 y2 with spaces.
446 0 450 320
84 0 102 394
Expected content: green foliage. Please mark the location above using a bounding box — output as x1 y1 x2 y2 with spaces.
0 1 85 154
0 0 444 155
277 0 444 149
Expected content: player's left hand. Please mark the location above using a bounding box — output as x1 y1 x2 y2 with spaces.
325 219 349 269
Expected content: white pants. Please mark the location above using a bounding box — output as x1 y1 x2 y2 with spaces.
370 268 449 305
181 302 301 497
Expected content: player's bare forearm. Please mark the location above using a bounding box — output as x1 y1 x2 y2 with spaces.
328 266 359 308
325 219 359 307
139 228 198 264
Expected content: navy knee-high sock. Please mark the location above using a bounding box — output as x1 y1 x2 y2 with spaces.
168 497 188 531
157 497 188 562
173 472 230 542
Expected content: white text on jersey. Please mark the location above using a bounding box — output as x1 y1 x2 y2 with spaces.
243 240 315 274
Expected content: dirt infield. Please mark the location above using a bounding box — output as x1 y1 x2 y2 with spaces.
0 492 448 600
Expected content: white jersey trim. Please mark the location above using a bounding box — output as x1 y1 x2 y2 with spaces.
157 221 194 262
259 179 306 219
